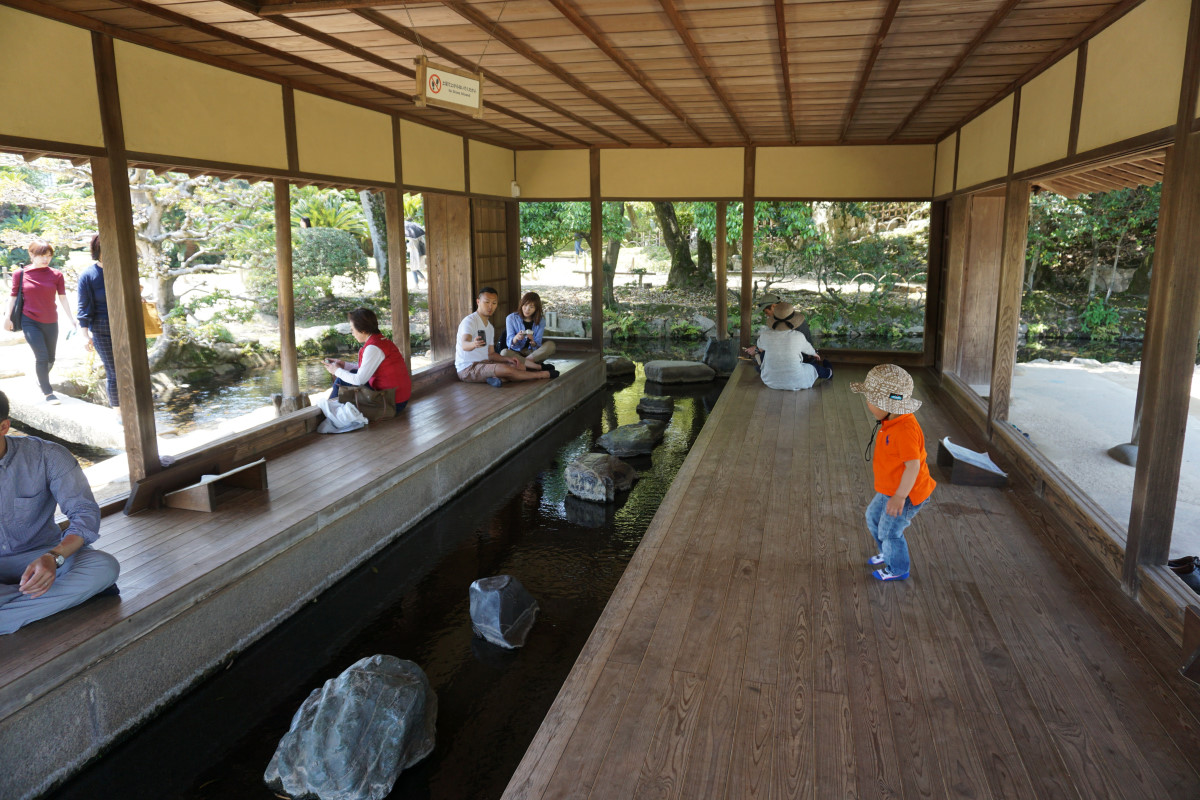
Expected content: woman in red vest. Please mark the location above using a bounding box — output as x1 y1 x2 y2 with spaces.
322 307 411 414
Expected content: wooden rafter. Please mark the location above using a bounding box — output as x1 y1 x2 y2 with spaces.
773 0 796 144
839 0 902 143
438 0 672 145
354 8 612 147
657 0 751 142
258 0 418 14
545 0 710 145
890 0 1023 140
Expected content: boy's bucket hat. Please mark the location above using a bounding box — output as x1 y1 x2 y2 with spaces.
850 364 922 415
769 302 806 331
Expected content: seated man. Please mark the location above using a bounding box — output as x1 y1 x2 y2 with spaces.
744 302 832 391
456 287 556 387
0 390 119 635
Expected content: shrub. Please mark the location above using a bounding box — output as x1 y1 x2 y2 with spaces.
293 228 369 299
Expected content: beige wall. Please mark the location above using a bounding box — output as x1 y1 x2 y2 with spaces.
515 150 590 199
0 7 102 148
117 42 287 169
400 120 464 192
1014 56 1075 174
756 145 935 198
1078 0 1190 152
469 140 515 197
602 148 743 198
934 135 956 196
294 91 393 182
957 95 1013 189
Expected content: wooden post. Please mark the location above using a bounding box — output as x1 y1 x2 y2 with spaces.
740 147 755 351
987 179 1031 431
91 32 159 483
384 188 411 362
272 179 307 415
590 149 603 350
924 200 947 369
1124 0 1200 587
715 200 728 340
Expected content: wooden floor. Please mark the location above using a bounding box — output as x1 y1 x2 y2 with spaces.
504 363 1200 800
0 356 597 726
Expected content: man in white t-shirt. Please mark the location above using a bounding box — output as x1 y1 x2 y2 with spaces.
456 287 557 387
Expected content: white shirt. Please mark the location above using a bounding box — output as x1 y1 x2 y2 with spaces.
455 312 494 372
756 326 819 391
334 344 385 386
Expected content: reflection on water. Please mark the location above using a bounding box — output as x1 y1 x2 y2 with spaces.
52 359 721 800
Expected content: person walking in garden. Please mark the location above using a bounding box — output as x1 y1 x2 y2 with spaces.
850 364 937 582
456 287 555 387
502 291 557 367
744 302 832 390
3 239 78 404
77 235 120 420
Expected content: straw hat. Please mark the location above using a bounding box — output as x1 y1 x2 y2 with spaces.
849 364 922 415
755 293 784 310
768 302 806 331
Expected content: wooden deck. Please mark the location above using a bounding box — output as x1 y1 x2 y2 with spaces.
505 363 1200 800
0 355 604 800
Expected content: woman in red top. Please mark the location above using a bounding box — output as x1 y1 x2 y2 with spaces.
322 307 411 415
4 240 78 404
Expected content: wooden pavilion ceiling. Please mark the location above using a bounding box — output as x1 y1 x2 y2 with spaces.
21 0 1143 149
1034 149 1166 197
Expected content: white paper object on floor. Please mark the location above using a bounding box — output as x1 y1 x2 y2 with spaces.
316 396 367 434
942 437 1006 476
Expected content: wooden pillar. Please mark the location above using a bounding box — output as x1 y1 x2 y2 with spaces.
987 179 1031 431
506 200 522 312
272 179 307 415
91 33 159 483
1124 0 1200 585
715 200 728 340
590 149 603 350
740 147 755 351
924 199 947 369
384 188 411 362
940 194 971 374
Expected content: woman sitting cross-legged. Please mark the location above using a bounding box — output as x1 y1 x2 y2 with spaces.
744 302 833 391
322 307 411 415
502 291 557 373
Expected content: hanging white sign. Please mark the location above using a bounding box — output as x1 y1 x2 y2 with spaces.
415 56 484 118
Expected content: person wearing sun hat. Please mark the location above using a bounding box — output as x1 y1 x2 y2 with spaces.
850 364 936 581
743 302 832 390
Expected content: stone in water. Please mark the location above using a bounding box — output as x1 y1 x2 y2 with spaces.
470 575 539 649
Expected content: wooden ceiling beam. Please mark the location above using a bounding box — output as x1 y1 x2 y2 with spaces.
353 8 607 147
890 0 1023 140
544 0 710 145
657 0 751 142
839 0 901 143
438 0 672 145
773 0 796 143
258 0 422 15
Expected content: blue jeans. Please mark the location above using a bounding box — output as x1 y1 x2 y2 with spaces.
22 317 58 396
865 492 926 575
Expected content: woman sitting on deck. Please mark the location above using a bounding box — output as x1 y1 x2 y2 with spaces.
502 291 556 367
744 302 833 391
323 307 411 414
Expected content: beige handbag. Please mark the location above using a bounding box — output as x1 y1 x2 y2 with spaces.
337 385 397 421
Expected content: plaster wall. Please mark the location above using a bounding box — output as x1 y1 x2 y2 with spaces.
469 139 515 197
755 145 935 198
515 150 590 199
1014 56 1075 174
958 95 1013 189
294 91 393 182
935 135 956 196
601 147 743 198
400 120 465 192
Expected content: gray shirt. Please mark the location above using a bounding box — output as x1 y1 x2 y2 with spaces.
0 435 100 556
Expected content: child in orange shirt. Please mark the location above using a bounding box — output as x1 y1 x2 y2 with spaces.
850 364 936 581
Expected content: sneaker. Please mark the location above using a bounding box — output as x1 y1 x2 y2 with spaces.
45 394 60 405
486 377 503 388
95 583 121 598
543 364 560 378
873 567 909 581
867 553 886 566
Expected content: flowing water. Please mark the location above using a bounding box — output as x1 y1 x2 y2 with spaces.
50 361 721 800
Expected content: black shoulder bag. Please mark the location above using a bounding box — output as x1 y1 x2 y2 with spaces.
9 270 24 332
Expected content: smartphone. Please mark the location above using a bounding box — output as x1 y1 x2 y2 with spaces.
477 329 486 340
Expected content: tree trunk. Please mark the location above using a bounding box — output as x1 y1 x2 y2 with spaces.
1086 234 1100 299
697 236 713 276
654 201 708 289
359 190 389 294
603 238 620 310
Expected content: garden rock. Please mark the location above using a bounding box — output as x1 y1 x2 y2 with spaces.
693 314 717 337
469 575 539 649
702 339 739 376
644 360 716 384
598 418 667 457
566 453 639 502
637 395 674 418
604 355 636 377
335 322 353 335
264 655 436 800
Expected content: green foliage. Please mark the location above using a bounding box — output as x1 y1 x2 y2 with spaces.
669 321 703 340
603 308 652 341
1078 297 1120 341
291 187 369 236
519 201 627 273
292 227 370 299
402 193 424 224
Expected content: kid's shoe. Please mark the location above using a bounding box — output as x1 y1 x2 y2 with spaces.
486 377 503 388
867 553 886 565
872 567 909 581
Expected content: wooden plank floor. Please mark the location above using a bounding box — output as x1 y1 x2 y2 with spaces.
505 363 1200 800
0 357 594 713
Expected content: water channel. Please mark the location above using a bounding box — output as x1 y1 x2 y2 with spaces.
49 361 722 800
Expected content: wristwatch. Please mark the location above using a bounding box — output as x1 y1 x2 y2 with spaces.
48 551 65 569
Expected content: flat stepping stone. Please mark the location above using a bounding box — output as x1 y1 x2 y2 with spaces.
566 453 639 502
637 395 675 417
644 360 715 384
598 418 667 457
604 355 635 377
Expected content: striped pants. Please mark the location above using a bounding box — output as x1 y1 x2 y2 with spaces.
89 317 119 407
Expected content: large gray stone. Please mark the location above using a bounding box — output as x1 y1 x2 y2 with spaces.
265 655 436 800
637 395 675 418
565 453 639 502
604 355 635 377
702 339 739 376
469 575 539 649
644 360 715 384
597 418 667 457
